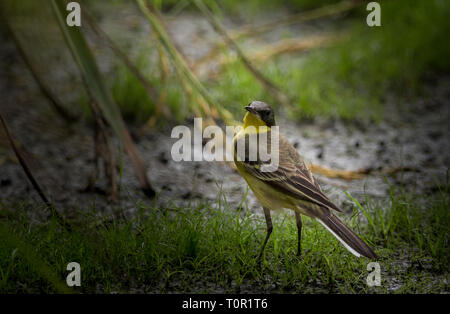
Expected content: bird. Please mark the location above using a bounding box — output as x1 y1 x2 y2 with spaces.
232 100 377 261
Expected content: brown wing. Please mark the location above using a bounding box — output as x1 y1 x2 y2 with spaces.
236 132 341 212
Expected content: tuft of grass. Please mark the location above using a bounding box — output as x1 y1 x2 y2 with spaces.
0 182 448 293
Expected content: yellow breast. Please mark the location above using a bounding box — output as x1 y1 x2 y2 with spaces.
232 113 292 211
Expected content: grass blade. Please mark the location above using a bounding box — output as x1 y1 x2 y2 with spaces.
0 8 77 123
233 1 357 40
0 114 50 206
0 222 73 294
0 113 71 231
193 1 357 74
192 0 290 107
137 0 235 125
345 191 376 234
50 0 155 198
81 4 171 120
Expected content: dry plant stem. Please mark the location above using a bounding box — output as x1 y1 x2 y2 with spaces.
154 42 170 120
87 103 118 202
86 129 100 190
205 34 339 80
101 130 118 202
310 164 366 180
169 52 203 118
81 5 171 119
151 3 191 63
0 115 51 205
233 1 357 39
148 1 215 118
192 0 290 107
137 0 235 125
309 164 420 181
3 17 77 123
242 34 337 63
193 0 357 71
81 76 155 198
0 113 71 231
382 166 420 175
140 38 171 133
176 69 203 118
51 0 155 198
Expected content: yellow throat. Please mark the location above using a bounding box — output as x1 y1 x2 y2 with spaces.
243 112 268 130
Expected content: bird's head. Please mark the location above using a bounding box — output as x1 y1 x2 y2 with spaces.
244 101 276 127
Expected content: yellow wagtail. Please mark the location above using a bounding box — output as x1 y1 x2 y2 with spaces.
233 101 377 260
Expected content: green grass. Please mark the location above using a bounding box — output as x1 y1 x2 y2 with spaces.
110 53 188 125
288 0 450 121
111 58 157 125
0 182 448 293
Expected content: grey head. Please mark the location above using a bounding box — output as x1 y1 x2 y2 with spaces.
245 101 276 127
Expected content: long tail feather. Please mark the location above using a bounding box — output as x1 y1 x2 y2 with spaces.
317 214 377 259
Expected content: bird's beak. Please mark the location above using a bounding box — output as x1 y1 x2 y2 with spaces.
245 106 256 114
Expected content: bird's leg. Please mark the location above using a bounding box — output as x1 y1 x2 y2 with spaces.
258 207 273 262
295 212 302 257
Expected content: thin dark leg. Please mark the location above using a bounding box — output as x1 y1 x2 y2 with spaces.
295 212 302 256
258 207 273 261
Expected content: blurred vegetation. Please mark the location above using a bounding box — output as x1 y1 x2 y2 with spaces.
210 0 450 120
110 0 450 123
287 0 450 120
3 0 449 124
111 55 188 124
156 0 342 15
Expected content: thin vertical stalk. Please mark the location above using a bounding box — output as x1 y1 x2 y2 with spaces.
191 0 290 107
137 0 235 125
